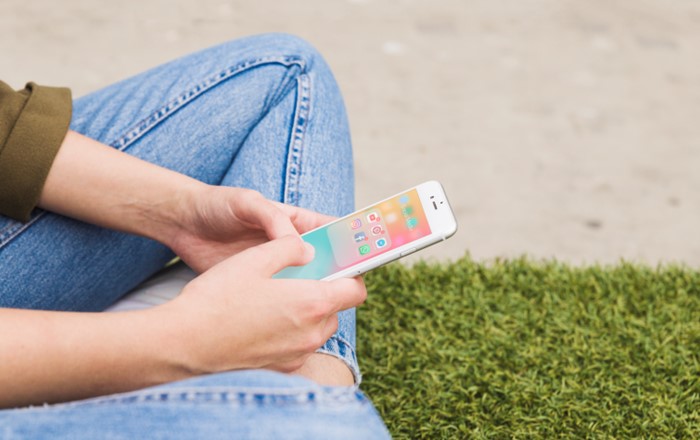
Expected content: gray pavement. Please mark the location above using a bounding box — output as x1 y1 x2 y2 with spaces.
3 0 699 265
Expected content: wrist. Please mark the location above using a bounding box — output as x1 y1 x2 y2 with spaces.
145 300 211 378
148 291 223 377
39 131 210 243
136 178 207 246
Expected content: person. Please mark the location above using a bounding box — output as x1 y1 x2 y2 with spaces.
0 33 390 438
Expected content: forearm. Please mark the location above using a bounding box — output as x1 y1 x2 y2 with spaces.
38 130 203 244
0 307 192 408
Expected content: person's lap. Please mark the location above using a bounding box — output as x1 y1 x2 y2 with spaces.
0 370 389 439
0 34 387 437
0 33 354 312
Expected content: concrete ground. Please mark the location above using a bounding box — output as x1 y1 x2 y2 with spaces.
3 0 699 266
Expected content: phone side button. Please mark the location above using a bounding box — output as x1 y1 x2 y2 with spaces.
400 248 417 257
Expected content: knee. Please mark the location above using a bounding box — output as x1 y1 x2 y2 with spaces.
234 33 329 73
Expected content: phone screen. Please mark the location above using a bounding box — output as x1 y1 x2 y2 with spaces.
274 189 432 280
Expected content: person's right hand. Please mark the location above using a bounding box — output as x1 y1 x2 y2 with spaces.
154 235 367 375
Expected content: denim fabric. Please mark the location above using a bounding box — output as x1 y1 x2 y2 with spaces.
0 34 389 438
0 371 390 439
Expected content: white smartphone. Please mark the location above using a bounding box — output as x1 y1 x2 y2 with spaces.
274 180 457 280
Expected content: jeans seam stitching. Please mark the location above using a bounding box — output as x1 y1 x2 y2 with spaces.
0 213 47 251
111 55 307 152
21 386 361 410
282 72 311 206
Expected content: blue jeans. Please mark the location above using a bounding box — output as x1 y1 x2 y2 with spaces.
0 34 389 439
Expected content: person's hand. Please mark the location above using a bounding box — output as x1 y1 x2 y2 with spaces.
37 131 332 272
165 184 334 273
154 235 367 374
38 131 330 273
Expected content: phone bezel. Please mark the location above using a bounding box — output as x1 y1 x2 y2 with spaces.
416 180 458 240
316 180 458 280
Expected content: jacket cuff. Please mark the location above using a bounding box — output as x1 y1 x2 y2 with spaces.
0 83 72 222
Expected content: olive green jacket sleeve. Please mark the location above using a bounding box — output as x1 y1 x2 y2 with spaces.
0 81 72 222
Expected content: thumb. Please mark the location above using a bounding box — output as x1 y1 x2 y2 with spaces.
242 235 315 276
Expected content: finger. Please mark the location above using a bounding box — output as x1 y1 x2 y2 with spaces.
292 277 367 315
272 202 336 234
320 313 339 342
328 277 367 312
238 193 299 239
240 235 315 276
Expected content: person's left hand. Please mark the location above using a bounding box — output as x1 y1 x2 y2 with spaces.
165 185 334 273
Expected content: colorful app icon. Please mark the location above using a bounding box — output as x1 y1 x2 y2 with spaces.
401 206 414 216
350 218 362 229
354 231 367 242
375 238 388 249
366 211 381 223
358 244 371 255
406 217 418 229
370 225 383 236
399 195 409 204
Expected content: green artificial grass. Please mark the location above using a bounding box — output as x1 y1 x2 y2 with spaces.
358 257 700 439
